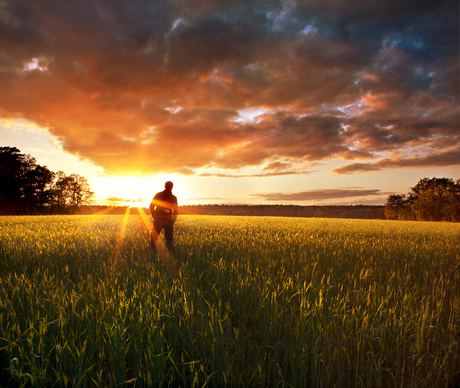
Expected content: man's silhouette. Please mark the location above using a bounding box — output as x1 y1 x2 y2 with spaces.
149 181 178 255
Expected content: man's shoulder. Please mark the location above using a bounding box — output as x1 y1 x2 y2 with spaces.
169 194 178 204
154 191 177 202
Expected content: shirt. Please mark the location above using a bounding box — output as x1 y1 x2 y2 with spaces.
149 189 178 220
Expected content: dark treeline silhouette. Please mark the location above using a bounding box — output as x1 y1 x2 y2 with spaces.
385 177 460 222
0 147 94 215
79 204 386 219
180 204 386 219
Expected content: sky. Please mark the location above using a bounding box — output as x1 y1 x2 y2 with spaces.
1 0 459 207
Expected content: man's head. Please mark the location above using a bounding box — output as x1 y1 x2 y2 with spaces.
165 181 174 191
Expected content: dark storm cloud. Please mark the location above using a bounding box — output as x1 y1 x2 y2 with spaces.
251 188 385 201
0 0 458 175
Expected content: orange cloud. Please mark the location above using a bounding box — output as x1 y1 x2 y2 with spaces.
0 0 458 176
331 148 460 174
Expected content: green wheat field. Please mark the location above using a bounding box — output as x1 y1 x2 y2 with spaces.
0 214 459 387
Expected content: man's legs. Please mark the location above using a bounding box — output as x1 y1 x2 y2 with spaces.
163 221 175 254
151 219 175 255
150 219 163 255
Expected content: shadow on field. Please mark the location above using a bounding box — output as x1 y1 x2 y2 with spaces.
0 349 14 387
151 240 181 281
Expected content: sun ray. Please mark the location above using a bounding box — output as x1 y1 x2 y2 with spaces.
91 206 119 215
111 206 131 267
134 206 155 258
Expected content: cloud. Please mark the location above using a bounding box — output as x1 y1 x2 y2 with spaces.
332 147 460 174
251 188 387 201
187 197 230 201
199 169 313 178
0 0 458 175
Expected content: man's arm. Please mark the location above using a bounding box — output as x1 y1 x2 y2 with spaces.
173 197 179 222
149 196 156 216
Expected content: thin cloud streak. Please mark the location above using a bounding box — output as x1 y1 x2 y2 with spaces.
199 170 315 178
251 188 388 201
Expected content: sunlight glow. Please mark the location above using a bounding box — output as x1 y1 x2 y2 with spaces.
93 174 191 206
111 206 131 267
234 108 266 123
23 58 48 71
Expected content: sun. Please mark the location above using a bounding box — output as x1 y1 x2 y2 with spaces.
92 174 191 207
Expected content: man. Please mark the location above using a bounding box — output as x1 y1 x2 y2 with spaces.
149 181 178 255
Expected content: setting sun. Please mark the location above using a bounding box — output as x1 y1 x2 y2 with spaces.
91 175 191 207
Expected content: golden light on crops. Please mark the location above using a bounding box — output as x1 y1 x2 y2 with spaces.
112 206 131 266
1 215 459 386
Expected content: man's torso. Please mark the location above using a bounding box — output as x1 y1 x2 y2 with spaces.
150 190 177 219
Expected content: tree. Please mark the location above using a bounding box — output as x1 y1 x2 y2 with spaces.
412 189 439 221
410 178 457 221
23 164 56 211
385 177 460 222
384 194 414 220
443 178 460 222
0 147 94 214
0 147 55 214
63 174 94 208
51 173 94 213
385 194 407 220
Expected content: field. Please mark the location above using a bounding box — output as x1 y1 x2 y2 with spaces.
0 214 459 387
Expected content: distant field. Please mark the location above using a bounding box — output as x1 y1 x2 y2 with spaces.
0 215 459 387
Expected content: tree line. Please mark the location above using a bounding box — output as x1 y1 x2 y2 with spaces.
384 177 460 222
0 147 94 215
179 204 386 219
